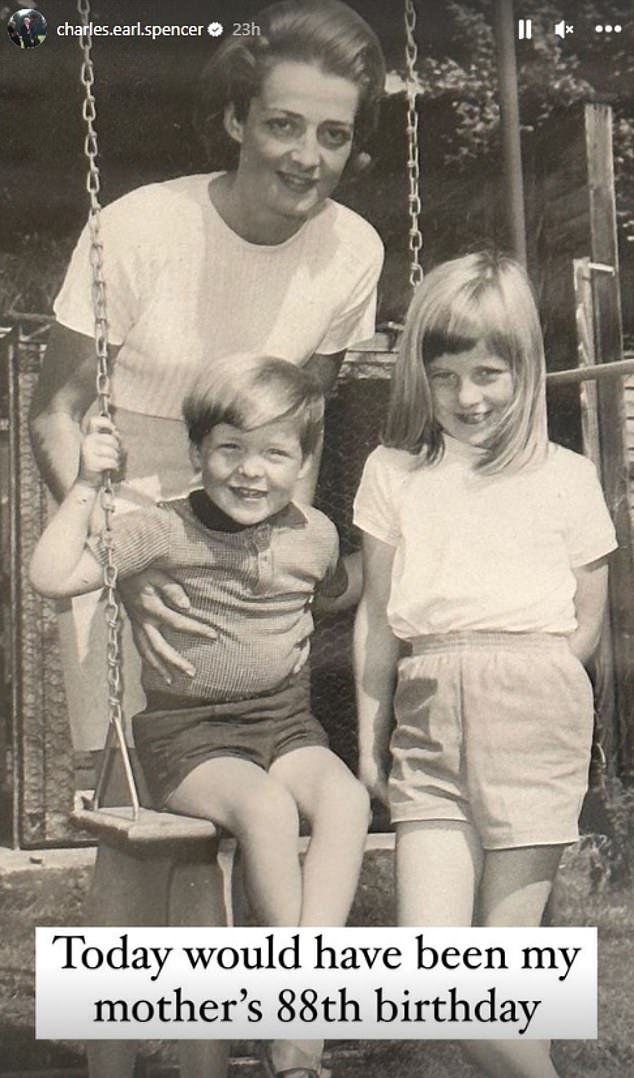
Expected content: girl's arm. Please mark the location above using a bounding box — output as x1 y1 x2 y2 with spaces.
29 418 121 599
353 532 400 804
568 555 609 663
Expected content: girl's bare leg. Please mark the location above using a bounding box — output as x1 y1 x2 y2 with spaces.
395 820 483 926
463 844 566 1078
476 845 564 927
394 824 563 1077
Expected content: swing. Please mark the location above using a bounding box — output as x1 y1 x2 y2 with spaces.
70 0 423 849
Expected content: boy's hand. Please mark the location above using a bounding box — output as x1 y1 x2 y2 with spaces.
358 754 389 806
79 416 122 487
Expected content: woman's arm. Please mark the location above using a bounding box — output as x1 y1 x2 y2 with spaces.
304 350 346 395
28 323 114 502
353 533 399 804
294 352 345 504
568 556 609 664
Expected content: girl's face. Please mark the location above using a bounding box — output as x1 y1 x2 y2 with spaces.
228 59 358 225
428 340 514 448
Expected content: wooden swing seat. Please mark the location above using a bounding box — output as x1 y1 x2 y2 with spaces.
72 799 218 847
70 798 363 853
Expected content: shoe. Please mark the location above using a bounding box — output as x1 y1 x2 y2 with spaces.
262 1042 331 1078
269 1071 319 1078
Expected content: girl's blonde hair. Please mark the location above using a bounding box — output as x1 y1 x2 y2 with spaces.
384 252 549 473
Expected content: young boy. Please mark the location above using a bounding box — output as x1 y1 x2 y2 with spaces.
30 354 369 988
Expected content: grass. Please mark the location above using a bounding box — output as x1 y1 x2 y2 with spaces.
0 843 633 1076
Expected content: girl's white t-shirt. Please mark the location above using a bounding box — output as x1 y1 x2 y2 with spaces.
353 437 617 639
54 173 384 420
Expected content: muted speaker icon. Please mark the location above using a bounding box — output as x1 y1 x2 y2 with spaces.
554 19 574 37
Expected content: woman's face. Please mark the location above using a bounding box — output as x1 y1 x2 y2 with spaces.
228 59 359 224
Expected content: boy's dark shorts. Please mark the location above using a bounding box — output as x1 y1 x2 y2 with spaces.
132 666 328 809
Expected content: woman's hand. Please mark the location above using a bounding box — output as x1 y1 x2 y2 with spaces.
118 569 217 684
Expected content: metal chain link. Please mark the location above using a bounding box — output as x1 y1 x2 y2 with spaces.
76 0 140 815
404 0 423 289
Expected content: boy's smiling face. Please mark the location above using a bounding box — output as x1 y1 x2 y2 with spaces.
190 418 308 526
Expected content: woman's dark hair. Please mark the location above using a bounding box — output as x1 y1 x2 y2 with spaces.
194 0 385 161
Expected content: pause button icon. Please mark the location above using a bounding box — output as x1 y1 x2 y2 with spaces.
518 18 532 39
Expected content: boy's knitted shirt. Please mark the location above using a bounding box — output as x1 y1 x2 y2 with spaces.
89 491 343 701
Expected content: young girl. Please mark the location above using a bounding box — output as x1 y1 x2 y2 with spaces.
353 252 616 1078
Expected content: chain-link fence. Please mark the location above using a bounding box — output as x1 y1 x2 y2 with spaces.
314 355 394 831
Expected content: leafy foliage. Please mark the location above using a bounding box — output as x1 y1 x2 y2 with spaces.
392 1 634 239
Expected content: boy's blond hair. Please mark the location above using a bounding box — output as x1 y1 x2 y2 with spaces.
183 353 324 457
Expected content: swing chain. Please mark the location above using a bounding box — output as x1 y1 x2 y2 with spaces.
76 0 140 814
76 0 109 415
404 0 423 289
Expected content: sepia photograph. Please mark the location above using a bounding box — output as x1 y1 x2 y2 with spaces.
1 0 633 1075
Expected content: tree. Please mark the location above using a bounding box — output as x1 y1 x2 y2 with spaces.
393 1 634 241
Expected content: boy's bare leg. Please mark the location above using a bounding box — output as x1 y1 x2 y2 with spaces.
268 746 370 1075
230 860 328 1078
166 756 303 925
270 746 370 925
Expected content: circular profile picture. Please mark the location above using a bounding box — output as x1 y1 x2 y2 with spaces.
7 8 47 49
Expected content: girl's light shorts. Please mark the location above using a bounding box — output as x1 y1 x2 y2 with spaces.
389 632 594 849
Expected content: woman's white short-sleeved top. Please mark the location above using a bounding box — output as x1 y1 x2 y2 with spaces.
54 173 384 420
353 437 617 640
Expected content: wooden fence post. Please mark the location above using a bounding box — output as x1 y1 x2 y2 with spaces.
573 258 618 776
585 104 634 777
